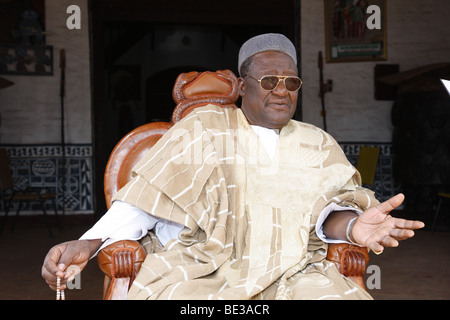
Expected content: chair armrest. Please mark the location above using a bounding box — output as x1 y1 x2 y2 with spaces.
96 241 369 298
326 243 369 290
97 240 146 300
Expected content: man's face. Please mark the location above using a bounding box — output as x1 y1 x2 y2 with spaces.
239 51 299 129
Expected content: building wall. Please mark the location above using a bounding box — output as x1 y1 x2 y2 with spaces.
0 0 91 144
1 0 449 214
0 0 92 214
300 0 450 142
299 0 450 203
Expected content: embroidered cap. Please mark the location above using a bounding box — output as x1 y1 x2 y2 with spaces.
238 33 297 75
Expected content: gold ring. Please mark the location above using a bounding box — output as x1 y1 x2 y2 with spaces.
372 250 383 255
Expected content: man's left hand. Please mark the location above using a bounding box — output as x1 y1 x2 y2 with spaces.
351 193 425 254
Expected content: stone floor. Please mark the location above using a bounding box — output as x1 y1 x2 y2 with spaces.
0 214 449 300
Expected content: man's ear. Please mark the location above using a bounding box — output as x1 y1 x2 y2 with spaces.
238 77 246 97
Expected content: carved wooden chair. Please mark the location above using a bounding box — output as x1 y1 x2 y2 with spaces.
96 69 369 300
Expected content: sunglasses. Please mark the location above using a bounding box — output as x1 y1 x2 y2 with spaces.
246 75 302 92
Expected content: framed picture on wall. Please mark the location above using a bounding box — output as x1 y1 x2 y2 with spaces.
324 0 387 63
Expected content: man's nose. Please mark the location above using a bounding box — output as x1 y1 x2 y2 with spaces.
272 80 289 96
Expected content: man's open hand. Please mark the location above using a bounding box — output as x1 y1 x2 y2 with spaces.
352 193 425 253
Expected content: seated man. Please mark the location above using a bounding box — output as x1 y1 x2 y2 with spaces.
42 34 424 300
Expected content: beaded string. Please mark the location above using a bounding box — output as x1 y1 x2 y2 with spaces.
56 277 65 300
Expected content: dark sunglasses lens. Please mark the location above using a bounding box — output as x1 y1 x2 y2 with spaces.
285 77 302 91
260 76 279 90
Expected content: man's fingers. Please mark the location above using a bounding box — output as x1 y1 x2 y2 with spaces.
41 267 57 290
390 228 415 240
43 246 66 278
65 265 82 281
381 235 399 248
375 193 405 214
42 242 78 291
41 265 68 290
58 244 85 273
368 242 384 254
361 193 425 254
394 218 425 230
368 235 399 253
58 250 75 270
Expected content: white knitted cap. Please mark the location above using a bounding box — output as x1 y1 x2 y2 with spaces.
238 33 297 75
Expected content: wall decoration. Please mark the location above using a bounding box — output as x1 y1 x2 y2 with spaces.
0 45 53 75
0 0 52 75
324 0 387 63
0 144 93 214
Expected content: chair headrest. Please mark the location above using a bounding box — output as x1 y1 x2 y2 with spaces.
171 70 239 123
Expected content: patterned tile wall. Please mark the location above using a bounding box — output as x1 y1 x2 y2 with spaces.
0 144 93 214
